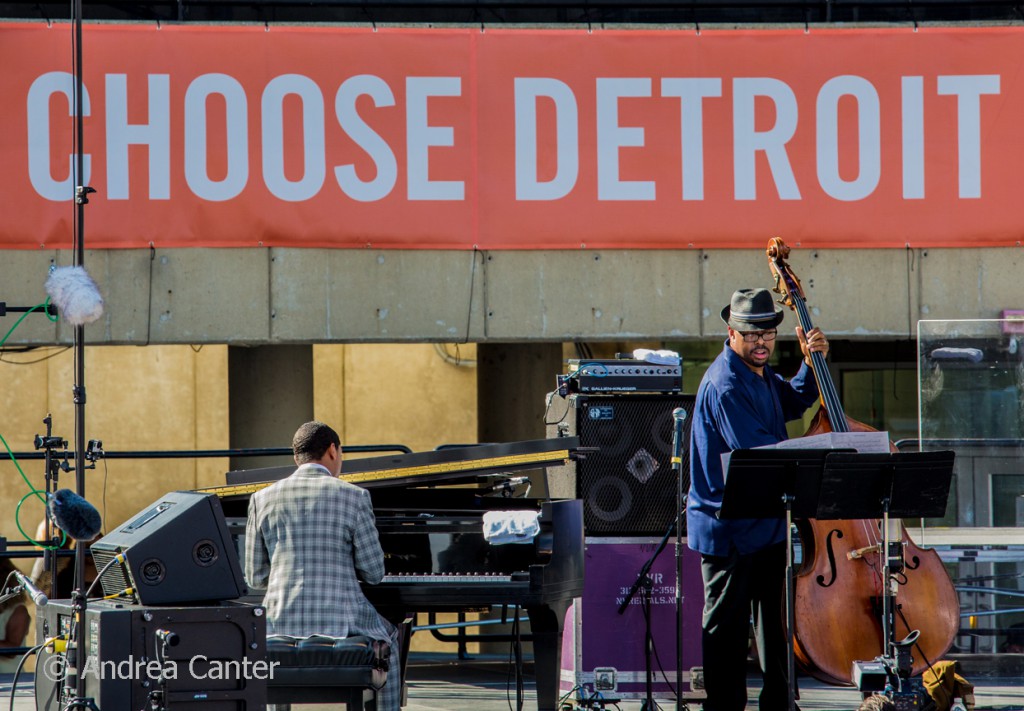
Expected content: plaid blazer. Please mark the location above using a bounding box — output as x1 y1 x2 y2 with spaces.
245 463 394 641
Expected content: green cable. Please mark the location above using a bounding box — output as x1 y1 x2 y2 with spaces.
0 298 58 348
0 299 64 549
0 434 61 553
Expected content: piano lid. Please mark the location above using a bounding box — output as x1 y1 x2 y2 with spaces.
197 437 581 499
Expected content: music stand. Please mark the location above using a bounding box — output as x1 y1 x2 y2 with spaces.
721 448 845 711
815 451 954 663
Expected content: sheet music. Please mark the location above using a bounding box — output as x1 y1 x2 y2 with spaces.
768 431 891 453
721 430 890 478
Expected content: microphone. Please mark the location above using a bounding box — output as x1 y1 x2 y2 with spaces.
44 265 105 326
490 476 531 497
48 488 103 541
13 570 48 607
490 476 529 490
671 407 688 487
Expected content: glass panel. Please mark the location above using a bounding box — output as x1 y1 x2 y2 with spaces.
992 475 1024 527
841 368 919 444
917 319 1024 654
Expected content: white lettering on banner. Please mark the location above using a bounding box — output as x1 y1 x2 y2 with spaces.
184 73 249 201
902 76 925 199
937 74 1001 199
660 77 723 201
23 71 1002 204
816 75 880 202
514 78 579 200
26 71 91 201
334 74 398 202
106 74 171 200
263 74 326 202
597 78 655 201
406 76 463 201
733 77 802 200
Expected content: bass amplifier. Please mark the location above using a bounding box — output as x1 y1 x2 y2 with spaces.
558 359 682 396
546 393 695 536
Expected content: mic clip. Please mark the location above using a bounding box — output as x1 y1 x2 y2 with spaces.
75 185 97 205
569 446 600 461
489 476 530 498
34 435 67 451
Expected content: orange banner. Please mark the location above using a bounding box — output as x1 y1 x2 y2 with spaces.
0 22 1020 249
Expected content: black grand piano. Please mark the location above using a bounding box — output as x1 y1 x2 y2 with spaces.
203 438 585 711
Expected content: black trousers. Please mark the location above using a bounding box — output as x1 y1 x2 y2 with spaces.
700 541 792 711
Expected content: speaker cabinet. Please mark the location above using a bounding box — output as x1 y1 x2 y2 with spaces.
547 393 695 536
35 599 266 711
90 491 247 605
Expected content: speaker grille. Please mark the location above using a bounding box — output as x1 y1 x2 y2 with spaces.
92 547 134 600
575 394 695 536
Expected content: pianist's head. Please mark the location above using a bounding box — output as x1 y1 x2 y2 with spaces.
292 421 343 476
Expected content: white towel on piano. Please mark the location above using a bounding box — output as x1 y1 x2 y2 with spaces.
482 510 541 545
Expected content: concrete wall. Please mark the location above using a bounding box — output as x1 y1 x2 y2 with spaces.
4 243 1017 548
0 342 478 557
4 247 1022 345
0 345 230 561
2 244 1014 546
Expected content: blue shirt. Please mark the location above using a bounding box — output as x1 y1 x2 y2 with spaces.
686 341 820 556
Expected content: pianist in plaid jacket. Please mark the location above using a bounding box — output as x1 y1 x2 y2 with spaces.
245 421 401 711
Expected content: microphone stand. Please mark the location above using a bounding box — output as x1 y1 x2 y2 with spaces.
617 521 674 711
670 407 689 711
67 0 97 707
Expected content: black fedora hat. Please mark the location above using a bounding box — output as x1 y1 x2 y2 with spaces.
721 288 784 331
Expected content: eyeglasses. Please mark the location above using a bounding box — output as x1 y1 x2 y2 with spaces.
738 329 777 343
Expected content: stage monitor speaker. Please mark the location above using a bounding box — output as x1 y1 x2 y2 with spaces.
90 491 247 605
547 393 695 536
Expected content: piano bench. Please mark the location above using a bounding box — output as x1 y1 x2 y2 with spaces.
266 634 390 710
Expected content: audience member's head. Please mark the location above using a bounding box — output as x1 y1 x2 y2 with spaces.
30 517 101 598
0 557 29 672
0 558 27 611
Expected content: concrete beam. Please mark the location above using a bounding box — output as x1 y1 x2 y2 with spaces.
269 249 483 342
1 246 1021 345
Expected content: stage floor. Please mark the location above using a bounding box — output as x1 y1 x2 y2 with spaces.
4 653 1024 710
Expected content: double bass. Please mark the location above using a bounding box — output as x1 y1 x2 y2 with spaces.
766 237 959 685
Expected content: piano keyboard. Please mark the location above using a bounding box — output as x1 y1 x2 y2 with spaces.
381 573 517 584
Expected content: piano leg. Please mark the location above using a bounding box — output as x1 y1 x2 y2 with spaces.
526 601 570 711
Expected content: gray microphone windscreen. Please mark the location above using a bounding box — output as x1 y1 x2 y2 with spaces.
45 266 104 326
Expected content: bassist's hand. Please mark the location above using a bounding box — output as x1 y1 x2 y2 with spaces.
796 326 829 366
